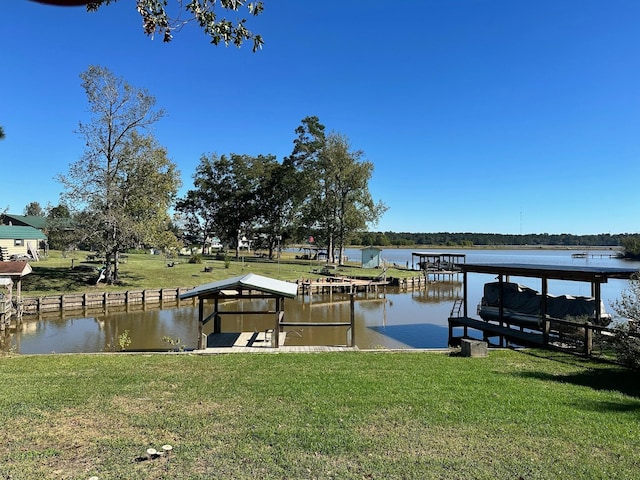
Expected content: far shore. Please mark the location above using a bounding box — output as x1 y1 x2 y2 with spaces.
343 244 624 251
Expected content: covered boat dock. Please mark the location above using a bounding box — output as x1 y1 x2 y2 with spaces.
179 273 298 350
448 263 638 355
179 273 358 352
412 252 466 281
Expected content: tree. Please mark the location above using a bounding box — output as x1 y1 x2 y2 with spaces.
85 0 264 50
0 125 4 139
611 274 640 368
283 116 326 243
175 155 225 254
177 153 263 259
24 202 44 217
621 236 640 259
320 132 387 264
252 156 293 259
45 203 77 252
59 66 180 283
287 117 386 264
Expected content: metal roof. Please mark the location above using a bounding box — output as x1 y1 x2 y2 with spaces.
460 263 638 282
0 262 33 278
0 226 47 240
179 273 298 300
1 214 47 229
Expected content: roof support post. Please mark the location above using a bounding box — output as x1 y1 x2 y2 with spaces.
593 282 602 325
463 271 468 318
273 297 281 348
350 293 356 347
198 297 204 350
498 275 505 347
541 277 549 346
213 298 221 333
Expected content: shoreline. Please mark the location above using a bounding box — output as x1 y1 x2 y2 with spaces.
343 245 624 251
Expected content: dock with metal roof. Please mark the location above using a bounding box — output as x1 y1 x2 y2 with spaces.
448 262 638 355
179 273 358 350
412 251 466 281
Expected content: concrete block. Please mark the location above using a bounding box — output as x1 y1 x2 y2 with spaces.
461 338 488 357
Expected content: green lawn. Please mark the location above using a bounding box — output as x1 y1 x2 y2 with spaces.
0 349 638 479
22 250 414 297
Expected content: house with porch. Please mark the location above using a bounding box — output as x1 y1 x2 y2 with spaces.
0 226 47 261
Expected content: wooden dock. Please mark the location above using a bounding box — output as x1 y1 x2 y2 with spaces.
571 252 618 259
298 278 388 296
198 331 357 353
448 316 547 348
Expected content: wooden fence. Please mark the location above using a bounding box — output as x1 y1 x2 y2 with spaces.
20 276 450 316
21 287 197 314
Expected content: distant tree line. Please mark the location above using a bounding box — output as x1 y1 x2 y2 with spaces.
351 231 640 251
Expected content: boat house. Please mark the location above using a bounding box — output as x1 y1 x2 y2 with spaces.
448 263 638 355
412 252 466 281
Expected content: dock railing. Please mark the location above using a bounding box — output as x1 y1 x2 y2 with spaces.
449 309 639 358
278 293 356 347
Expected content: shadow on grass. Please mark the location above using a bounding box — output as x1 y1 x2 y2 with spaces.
114 270 146 285
24 265 100 293
513 350 640 402
24 263 148 294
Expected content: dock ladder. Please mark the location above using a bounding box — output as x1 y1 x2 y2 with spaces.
450 298 463 318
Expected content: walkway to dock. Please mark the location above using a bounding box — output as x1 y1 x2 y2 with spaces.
196 331 357 354
449 316 546 348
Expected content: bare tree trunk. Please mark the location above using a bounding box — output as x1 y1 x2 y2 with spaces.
113 250 120 283
327 234 335 264
104 252 113 284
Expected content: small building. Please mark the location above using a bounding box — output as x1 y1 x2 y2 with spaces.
0 261 32 299
0 261 32 328
361 247 382 269
0 226 47 261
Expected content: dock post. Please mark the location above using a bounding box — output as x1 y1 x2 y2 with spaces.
584 322 593 356
274 298 282 348
350 293 356 347
197 298 205 349
542 317 550 346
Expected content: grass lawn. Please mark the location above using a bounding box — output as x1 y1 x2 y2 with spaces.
22 250 414 297
0 349 638 479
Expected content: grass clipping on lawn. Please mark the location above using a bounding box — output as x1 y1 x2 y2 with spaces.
0 350 638 479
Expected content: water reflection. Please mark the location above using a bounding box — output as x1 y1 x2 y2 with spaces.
5 248 639 354
3 282 465 354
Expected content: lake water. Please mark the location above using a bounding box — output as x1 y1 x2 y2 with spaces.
6 248 640 354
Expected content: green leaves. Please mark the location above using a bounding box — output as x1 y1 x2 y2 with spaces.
89 0 264 50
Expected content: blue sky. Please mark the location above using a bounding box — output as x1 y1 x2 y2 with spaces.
1 1 638 235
